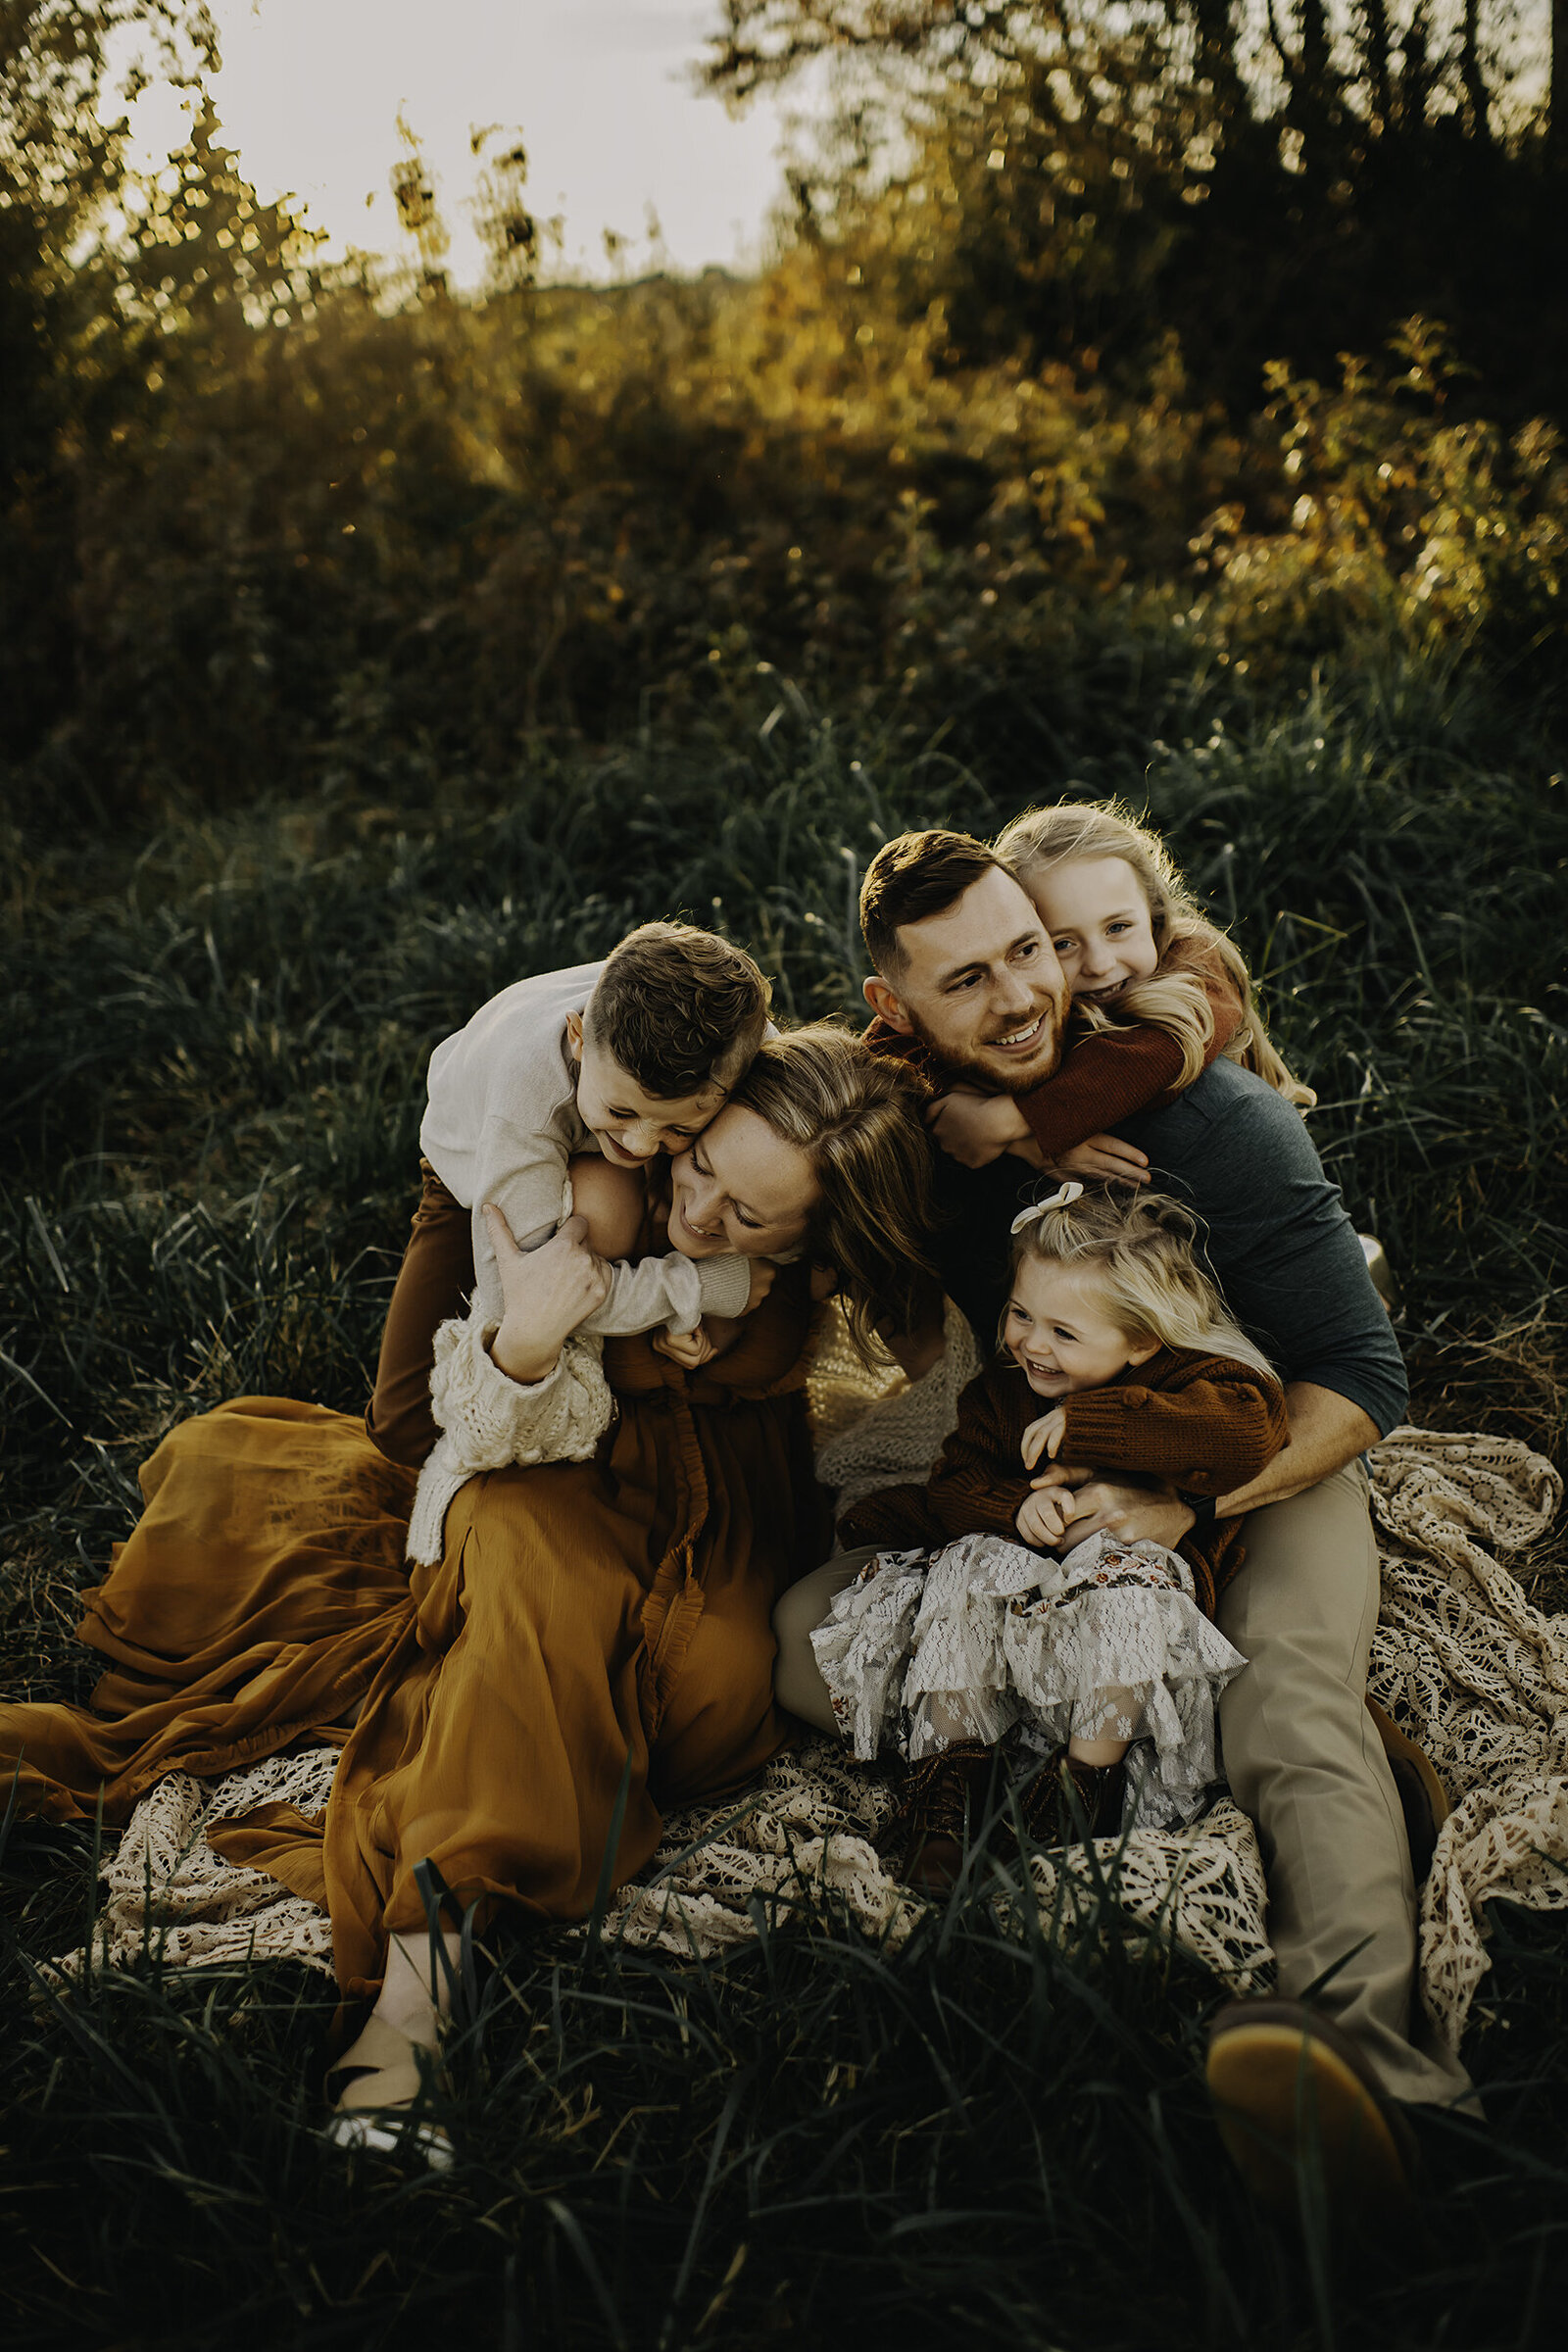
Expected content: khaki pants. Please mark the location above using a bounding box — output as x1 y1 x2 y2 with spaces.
774 1469 1476 2111
1216 1459 1472 2108
365 1161 474 1469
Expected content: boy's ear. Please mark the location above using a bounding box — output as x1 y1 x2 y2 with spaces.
862 973 914 1035
564 1009 584 1063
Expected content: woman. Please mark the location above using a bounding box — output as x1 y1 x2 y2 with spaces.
1 1026 932 2135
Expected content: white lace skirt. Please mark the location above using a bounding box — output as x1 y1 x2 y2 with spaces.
808 1531 1249 1830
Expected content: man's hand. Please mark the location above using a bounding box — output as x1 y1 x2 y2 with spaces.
1039 1472 1196 1550
1015 1486 1073 1547
1020 1407 1068 1470
1048 1134 1152 1186
926 1088 1031 1169
486 1204 610 1385
652 1321 718 1370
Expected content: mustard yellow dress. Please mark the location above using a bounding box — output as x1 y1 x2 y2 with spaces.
0 1278 825 2001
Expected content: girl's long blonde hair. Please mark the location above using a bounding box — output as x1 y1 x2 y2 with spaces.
994 801 1315 1108
1008 1184 1279 1385
735 1022 936 1360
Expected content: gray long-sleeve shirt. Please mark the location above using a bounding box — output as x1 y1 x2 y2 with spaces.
925 1057 1407 1437
419 961 752 1336
1115 1059 1408 1435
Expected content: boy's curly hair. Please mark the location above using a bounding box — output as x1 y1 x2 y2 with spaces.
585 922 770 1100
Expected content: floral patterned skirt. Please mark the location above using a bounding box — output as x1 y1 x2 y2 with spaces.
808 1531 1248 1830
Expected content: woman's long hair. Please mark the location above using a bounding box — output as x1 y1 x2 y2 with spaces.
995 801 1315 1109
1009 1185 1279 1384
734 1023 936 1358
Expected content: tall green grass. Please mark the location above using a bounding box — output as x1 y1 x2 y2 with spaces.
4 1841 1565 2350
2 638 1566 2345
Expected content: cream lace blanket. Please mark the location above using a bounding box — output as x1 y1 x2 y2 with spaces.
56 1326 1567 2055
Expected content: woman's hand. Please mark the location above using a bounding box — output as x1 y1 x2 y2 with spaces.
485 1204 610 1386
926 1088 1031 1169
1048 1135 1152 1185
1020 1407 1068 1470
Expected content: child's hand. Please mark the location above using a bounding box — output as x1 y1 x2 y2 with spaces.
926 1088 1031 1169
486 1206 611 1384
1048 1135 1152 1186
1015 1486 1072 1548
652 1321 718 1370
1020 1408 1068 1470
743 1258 777 1312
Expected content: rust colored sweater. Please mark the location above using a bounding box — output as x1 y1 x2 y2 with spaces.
838 1345 1289 1616
1019 934 1244 1159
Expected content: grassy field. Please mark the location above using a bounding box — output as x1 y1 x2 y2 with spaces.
3 638 1568 2348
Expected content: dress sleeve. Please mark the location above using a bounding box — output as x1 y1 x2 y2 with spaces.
406 1305 614 1563
1054 1363 1289 1494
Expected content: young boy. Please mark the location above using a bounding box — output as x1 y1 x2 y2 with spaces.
367 920 772 1467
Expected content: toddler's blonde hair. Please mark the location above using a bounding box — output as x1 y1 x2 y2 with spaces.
994 801 1315 1108
1007 1183 1279 1385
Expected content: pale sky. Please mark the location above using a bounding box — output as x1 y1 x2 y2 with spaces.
122 0 805 284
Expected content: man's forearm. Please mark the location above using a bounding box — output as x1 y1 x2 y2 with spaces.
1216 1381 1382 1516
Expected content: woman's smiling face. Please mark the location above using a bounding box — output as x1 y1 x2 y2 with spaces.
667 1105 819 1258
1027 856 1160 1007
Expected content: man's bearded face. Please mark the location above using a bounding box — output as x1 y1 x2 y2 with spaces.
877 866 1069 1095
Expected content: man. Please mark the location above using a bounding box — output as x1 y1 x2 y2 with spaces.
779 827 1471 2213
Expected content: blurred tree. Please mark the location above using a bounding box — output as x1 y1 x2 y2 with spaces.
700 1 1568 416
1 2 216 759
469 123 541 295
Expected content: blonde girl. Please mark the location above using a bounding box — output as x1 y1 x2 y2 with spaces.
806 1182 1289 1890
927 801 1313 1177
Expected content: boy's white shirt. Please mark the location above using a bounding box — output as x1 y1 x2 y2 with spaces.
420 961 752 1335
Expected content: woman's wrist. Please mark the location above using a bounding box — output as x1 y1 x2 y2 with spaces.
488 1319 564 1387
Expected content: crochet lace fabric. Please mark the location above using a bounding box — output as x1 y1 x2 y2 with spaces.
53 1317 1567 2046
50 1741 341 1982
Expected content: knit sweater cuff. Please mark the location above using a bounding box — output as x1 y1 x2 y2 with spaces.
1054 1388 1151 1466
406 1304 613 1564
694 1252 752 1321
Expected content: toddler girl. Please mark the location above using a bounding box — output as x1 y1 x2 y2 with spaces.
928 801 1314 1175
808 1182 1289 1884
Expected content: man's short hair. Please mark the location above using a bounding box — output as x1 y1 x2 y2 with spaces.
585 921 770 1099
859 830 1007 977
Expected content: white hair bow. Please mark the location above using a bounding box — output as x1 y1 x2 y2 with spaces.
1010 1181 1085 1235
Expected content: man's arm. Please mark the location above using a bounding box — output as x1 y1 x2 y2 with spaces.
1039 1380 1379 1546
1213 1381 1380 1515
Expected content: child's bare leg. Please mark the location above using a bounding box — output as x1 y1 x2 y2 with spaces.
567 1152 647 1260
1066 1684 1140 1769
1067 1734 1132 1768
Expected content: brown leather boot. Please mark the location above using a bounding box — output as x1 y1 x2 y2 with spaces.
881 1740 1000 1897
1019 1746 1127 1850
